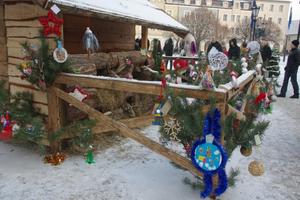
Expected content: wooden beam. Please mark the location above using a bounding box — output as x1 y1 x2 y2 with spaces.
225 103 246 120
54 73 226 101
49 86 204 178
141 26 148 49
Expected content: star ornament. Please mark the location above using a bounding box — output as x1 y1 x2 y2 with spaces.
38 10 64 36
67 86 89 107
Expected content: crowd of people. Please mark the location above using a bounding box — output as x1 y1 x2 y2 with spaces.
134 35 300 99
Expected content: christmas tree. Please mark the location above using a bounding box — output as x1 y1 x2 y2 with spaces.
86 145 95 164
151 39 164 72
266 48 280 78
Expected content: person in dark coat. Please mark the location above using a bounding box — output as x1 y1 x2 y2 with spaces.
207 36 223 55
277 40 300 98
227 38 240 60
260 41 272 63
135 38 140 51
163 38 174 70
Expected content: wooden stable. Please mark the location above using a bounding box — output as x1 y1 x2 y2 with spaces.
0 0 257 198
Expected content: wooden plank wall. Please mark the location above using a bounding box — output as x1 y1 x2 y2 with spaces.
63 14 136 54
5 2 59 116
0 1 8 89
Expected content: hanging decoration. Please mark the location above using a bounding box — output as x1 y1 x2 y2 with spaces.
208 47 228 71
241 57 248 74
152 103 165 125
191 109 228 198
199 71 215 91
38 61 46 92
38 10 64 37
240 145 252 157
86 145 95 164
67 86 89 107
160 61 166 73
82 27 100 59
230 71 239 91
248 160 264 176
0 112 17 141
53 40 68 63
163 117 181 155
246 41 260 55
43 152 67 166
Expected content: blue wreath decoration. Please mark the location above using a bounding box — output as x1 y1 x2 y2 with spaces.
191 108 228 198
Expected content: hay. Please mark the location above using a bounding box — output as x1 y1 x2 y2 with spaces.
66 131 127 155
97 89 124 112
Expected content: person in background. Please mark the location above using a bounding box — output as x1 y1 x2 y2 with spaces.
240 42 248 57
277 40 300 99
207 36 223 55
227 38 240 60
135 38 140 51
260 41 272 63
163 38 174 70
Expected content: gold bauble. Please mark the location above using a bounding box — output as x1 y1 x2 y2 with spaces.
248 161 265 176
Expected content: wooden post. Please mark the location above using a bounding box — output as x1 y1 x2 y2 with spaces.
47 85 61 153
141 26 148 49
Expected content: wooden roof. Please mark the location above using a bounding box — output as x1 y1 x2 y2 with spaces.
42 0 189 38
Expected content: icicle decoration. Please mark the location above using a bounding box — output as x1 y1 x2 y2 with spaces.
82 27 100 58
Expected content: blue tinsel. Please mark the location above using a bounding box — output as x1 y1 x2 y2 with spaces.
191 108 228 198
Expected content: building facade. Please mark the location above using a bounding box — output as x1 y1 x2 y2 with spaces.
136 0 292 51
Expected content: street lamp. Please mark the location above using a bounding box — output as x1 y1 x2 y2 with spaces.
251 5 260 41
261 21 267 38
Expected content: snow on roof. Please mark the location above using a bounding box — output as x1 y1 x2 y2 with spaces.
47 0 189 34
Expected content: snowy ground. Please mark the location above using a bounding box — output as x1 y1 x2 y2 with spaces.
1 57 300 200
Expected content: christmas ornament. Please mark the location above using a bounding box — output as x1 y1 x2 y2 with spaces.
67 86 89 107
248 161 264 176
53 40 67 63
199 71 215 91
43 152 67 166
38 10 64 36
246 41 260 55
208 47 228 71
240 145 252 157
230 71 239 91
152 103 165 125
191 109 228 198
0 112 17 141
160 61 166 73
241 58 248 74
82 27 100 59
254 93 272 114
38 61 46 92
115 57 133 74
86 145 95 164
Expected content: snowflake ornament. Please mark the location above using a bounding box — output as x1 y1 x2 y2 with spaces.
163 118 182 154
246 41 260 55
208 47 228 71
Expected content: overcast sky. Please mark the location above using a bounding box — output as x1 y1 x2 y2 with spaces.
291 0 300 20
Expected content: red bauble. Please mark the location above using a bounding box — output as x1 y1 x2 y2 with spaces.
38 10 64 36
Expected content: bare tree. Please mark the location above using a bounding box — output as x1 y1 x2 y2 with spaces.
260 21 282 43
215 22 231 41
235 19 252 42
180 7 218 47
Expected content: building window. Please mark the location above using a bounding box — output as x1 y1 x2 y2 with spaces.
223 2 228 7
223 14 228 21
236 15 241 22
244 16 248 21
268 17 272 22
260 4 264 11
166 9 173 17
184 10 191 18
269 5 274 12
278 18 282 25
231 15 235 22
230 27 234 35
244 4 249 9
279 5 284 12
235 3 239 9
